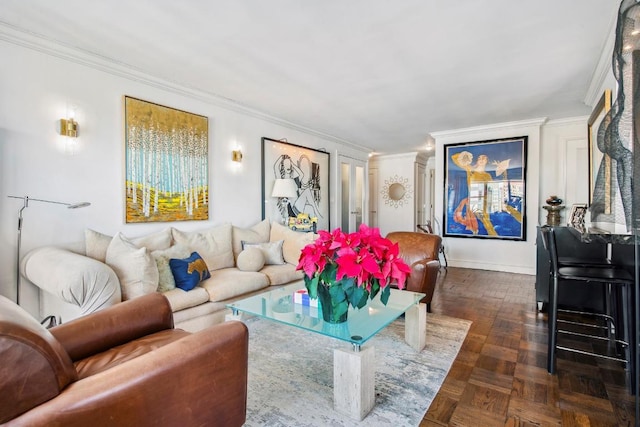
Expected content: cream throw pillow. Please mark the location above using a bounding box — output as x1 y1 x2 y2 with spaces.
171 223 234 271
105 233 159 300
85 228 172 262
151 244 192 293
236 247 266 272
270 222 318 265
85 229 112 262
243 240 285 265
232 219 271 259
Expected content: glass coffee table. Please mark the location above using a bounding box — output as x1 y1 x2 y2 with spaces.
227 282 427 421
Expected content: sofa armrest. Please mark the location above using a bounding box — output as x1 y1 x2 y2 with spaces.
50 293 174 361
9 321 249 427
21 246 121 316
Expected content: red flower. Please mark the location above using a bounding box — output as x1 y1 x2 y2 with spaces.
297 224 411 307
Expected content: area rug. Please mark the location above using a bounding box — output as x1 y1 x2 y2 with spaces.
244 313 471 426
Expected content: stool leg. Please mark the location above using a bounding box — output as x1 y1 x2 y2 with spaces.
548 274 559 374
622 283 635 393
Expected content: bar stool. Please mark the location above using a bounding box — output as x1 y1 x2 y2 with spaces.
540 226 634 381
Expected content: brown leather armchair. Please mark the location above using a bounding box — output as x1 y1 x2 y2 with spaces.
386 231 441 312
0 293 248 427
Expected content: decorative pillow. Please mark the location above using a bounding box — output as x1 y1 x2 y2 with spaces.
171 224 234 271
242 240 285 265
85 228 173 262
132 228 173 252
270 222 318 265
236 247 266 272
105 233 159 300
169 252 212 291
232 219 271 259
85 229 112 262
151 244 192 292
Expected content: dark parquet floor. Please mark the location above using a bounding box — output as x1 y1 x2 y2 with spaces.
421 267 637 426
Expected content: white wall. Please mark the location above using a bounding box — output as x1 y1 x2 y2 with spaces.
0 40 369 313
540 117 590 218
369 153 419 235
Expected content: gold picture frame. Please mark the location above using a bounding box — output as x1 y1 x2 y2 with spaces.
587 89 612 213
124 96 209 223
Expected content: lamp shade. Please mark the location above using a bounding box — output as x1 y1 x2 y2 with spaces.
271 179 298 198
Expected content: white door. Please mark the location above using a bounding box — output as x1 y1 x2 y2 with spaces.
415 163 427 230
339 155 366 232
369 167 378 228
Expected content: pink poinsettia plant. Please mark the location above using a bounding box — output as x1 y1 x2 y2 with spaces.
296 224 411 319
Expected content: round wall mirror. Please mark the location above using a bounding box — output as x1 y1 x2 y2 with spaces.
380 174 412 208
388 183 406 200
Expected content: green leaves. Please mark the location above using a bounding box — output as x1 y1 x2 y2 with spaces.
305 275 319 299
381 284 391 305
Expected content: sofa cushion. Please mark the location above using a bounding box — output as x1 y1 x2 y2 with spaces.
232 219 270 259
86 228 173 263
236 247 265 272
260 264 304 286
169 252 211 291
151 244 192 292
171 224 234 271
162 287 210 312
200 268 269 302
105 233 159 300
270 222 317 265
242 240 285 265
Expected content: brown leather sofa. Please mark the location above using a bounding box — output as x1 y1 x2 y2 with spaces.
386 231 441 312
0 292 248 426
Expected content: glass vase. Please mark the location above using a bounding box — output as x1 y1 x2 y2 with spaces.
316 281 348 324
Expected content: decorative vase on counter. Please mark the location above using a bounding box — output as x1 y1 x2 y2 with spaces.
543 195 564 226
545 195 563 206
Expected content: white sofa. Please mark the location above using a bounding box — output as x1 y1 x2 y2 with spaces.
21 220 316 332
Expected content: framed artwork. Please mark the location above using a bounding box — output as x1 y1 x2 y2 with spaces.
587 89 612 213
125 96 209 223
444 136 527 240
261 137 330 231
569 204 588 230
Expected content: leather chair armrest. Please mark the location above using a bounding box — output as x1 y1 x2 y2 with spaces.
8 321 249 427
50 293 174 361
421 260 440 303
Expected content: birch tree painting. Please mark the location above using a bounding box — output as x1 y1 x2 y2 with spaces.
125 96 209 223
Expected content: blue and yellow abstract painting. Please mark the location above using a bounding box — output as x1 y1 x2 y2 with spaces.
444 137 527 240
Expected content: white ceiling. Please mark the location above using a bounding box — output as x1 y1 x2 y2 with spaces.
0 1 619 153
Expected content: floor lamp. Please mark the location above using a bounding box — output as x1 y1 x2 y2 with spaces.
8 195 91 321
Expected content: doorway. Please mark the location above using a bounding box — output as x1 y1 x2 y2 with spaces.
339 155 366 233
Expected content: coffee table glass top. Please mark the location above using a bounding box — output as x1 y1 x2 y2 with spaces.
227 282 425 346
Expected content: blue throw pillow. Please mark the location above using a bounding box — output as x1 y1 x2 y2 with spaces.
169 252 211 291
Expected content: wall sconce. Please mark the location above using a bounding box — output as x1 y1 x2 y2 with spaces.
58 117 78 138
232 149 243 162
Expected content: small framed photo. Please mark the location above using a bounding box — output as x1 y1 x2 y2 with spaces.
569 204 588 229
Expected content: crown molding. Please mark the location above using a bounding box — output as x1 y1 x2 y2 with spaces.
430 117 548 140
0 22 372 154
544 115 588 127
584 11 617 107
370 152 419 161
